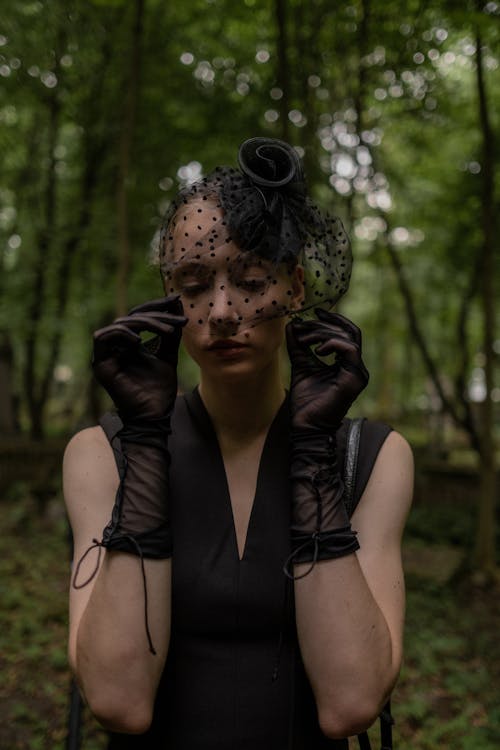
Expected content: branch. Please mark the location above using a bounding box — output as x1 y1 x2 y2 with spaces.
384 236 478 443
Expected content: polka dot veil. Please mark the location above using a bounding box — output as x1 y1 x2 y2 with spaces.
158 137 352 337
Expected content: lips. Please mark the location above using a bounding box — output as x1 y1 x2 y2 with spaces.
208 339 248 351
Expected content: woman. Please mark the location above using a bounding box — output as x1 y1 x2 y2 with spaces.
64 138 413 749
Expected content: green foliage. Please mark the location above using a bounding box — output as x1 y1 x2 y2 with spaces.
394 577 500 750
0 6 498 744
1 0 498 434
404 500 475 548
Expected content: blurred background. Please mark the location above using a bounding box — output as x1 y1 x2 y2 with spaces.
0 0 498 748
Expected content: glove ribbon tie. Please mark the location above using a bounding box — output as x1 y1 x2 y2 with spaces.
72 535 158 656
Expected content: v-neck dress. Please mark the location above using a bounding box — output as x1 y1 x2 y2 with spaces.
107 389 392 750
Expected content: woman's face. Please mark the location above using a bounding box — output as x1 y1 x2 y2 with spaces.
161 200 304 380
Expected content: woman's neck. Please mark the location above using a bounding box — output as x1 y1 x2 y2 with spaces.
198 365 286 444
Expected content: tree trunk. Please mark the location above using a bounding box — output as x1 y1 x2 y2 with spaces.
20 22 116 439
291 1 326 183
0 333 17 434
37 164 101 420
474 29 497 577
274 0 290 143
2 122 41 437
24 86 61 440
115 0 145 317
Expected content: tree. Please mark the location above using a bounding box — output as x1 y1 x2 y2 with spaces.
0 1 497 571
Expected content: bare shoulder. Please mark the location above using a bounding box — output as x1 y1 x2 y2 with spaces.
352 429 414 541
64 424 113 466
64 426 118 490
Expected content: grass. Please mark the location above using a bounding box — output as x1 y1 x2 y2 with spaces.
1 485 499 749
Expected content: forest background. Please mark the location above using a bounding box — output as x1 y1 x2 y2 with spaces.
0 0 499 748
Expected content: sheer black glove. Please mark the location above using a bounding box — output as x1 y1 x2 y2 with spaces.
71 296 186 654
91 295 186 560
93 295 185 426
285 309 369 575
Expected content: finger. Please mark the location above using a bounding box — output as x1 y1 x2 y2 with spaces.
113 314 179 339
290 321 363 364
314 308 362 345
155 329 183 363
128 311 187 331
290 320 355 349
342 359 370 384
286 324 333 375
313 338 369 382
117 310 187 330
128 295 185 317
286 322 320 370
93 324 141 365
139 330 183 364
314 337 360 359
93 323 141 348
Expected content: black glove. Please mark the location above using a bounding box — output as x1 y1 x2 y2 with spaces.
285 309 369 576
72 296 186 654
91 295 186 559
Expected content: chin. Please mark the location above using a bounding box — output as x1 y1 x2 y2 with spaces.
200 351 279 384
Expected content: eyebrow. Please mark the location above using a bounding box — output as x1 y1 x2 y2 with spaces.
171 260 211 279
229 254 274 272
174 259 208 270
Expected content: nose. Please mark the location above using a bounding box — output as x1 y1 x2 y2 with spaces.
208 284 240 337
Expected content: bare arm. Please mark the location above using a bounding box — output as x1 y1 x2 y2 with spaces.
64 426 171 734
294 431 413 739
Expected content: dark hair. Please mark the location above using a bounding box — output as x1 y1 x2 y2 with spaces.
158 138 352 312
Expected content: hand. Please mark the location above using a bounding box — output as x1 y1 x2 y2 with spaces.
285 309 366 573
92 295 187 423
286 308 369 435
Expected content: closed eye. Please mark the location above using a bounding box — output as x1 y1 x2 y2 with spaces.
237 278 269 293
172 261 212 297
180 281 211 297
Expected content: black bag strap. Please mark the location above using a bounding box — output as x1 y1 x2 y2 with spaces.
343 417 365 518
342 418 394 750
355 702 394 749
380 700 394 749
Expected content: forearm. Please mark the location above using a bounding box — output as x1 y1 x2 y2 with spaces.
76 552 171 734
294 553 396 739
65 298 184 733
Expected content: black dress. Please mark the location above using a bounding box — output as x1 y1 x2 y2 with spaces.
107 389 392 749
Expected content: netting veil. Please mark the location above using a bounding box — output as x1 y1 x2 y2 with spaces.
158 137 352 335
